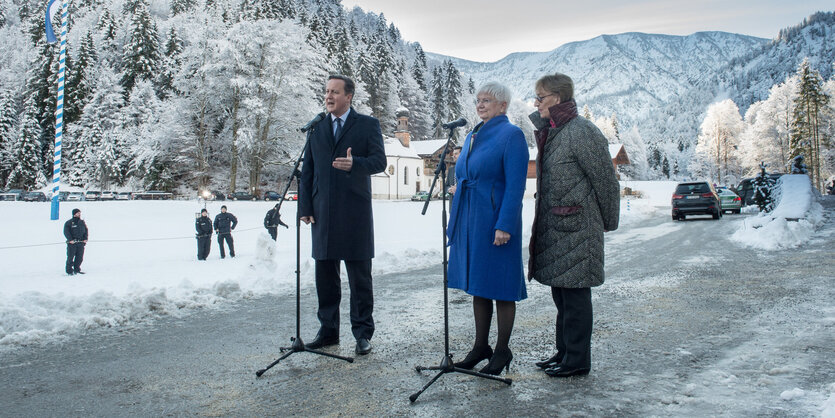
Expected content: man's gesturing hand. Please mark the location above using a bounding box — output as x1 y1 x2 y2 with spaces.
300 216 315 225
333 147 353 171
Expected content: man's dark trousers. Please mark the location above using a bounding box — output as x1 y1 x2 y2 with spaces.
217 233 235 258
66 242 85 274
315 259 374 340
197 237 211 260
267 227 277 241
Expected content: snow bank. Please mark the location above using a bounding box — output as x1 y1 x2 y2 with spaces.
0 185 658 349
730 175 824 250
822 383 835 418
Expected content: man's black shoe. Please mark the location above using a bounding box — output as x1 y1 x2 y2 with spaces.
355 338 372 355
544 365 590 377
305 334 339 350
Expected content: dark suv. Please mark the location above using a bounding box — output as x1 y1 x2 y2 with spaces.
671 182 722 221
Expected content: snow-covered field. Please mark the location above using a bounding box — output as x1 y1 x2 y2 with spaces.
4 179 815 350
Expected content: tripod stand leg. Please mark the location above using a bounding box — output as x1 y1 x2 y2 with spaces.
454 367 512 384
409 370 446 403
304 348 354 363
256 350 294 377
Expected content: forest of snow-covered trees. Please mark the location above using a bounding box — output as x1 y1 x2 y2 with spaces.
0 0 475 194
689 59 835 190
0 0 833 194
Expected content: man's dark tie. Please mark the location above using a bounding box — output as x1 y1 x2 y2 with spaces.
334 118 343 142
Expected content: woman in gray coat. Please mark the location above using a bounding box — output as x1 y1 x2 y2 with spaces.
528 73 620 377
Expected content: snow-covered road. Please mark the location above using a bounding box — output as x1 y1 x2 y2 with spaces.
1 197 832 416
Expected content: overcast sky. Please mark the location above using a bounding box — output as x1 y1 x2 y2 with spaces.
341 0 832 62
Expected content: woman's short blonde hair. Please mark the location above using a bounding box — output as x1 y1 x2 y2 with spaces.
477 81 512 107
535 73 574 102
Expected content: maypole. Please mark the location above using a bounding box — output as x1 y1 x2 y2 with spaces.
45 0 67 220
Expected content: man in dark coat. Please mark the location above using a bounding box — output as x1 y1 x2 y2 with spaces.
195 209 213 260
213 205 238 258
299 75 387 355
263 203 288 241
63 208 88 275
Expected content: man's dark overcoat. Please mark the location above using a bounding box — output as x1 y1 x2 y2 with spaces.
299 108 386 260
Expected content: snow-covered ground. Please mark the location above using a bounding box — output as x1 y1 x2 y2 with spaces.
0 181 707 348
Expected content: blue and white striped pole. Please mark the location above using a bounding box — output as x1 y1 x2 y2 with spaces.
46 0 68 220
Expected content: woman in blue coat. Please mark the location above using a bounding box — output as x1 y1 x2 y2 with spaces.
447 81 529 375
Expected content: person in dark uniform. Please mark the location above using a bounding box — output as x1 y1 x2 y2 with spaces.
213 205 237 258
263 203 288 241
299 75 387 355
63 208 88 275
195 209 212 260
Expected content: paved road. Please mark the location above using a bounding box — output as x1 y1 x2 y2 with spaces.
2 198 833 416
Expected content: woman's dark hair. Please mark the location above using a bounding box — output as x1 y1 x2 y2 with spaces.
535 73 574 102
328 74 355 96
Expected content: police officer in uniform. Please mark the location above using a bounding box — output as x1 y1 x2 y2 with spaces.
263 203 288 241
213 205 238 258
63 208 88 275
195 209 212 260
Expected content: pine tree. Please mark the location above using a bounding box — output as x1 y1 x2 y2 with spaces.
412 43 428 92
789 58 830 190
790 155 808 174
582 104 592 120
170 0 195 16
156 27 184 98
65 31 97 125
662 156 670 178
467 77 475 95
7 96 44 189
0 89 17 186
752 162 776 212
0 3 6 29
431 66 445 138
444 60 463 141
121 0 160 97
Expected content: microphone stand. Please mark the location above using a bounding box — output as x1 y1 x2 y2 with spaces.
256 122 354 378
409 125 512 403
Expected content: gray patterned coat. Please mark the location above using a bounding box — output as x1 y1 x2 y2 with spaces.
528 112 620 288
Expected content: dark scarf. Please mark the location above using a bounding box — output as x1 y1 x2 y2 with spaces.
534 99 578 154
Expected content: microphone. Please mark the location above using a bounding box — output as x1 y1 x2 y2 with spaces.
300 112 326 132
442 118 467 129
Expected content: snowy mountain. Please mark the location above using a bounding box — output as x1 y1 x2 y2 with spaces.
428 31 767 127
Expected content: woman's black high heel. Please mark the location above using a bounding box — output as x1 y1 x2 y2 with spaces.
535 352 562 369
453 345 493 369
479 348 513 375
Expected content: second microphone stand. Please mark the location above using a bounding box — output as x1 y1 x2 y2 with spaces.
409 125 512 402
256 123 353 378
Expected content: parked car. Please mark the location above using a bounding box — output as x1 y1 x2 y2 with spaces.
201 190 225 201
0 189 24 201
99 191 116 200
717 188 742 214
67 192 84 201
229 191 258 201
115 192 132 201
411 191 431 201
735 173 784 206
284 191 298 201
671 181 722 221
134 191 173 200
22 191 48 202
263 191 282 201
84 190 101 201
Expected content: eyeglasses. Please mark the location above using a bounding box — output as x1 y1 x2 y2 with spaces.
474 98 494 105
534 93 556 103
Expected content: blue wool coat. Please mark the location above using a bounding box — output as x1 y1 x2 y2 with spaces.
447 115 529 301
